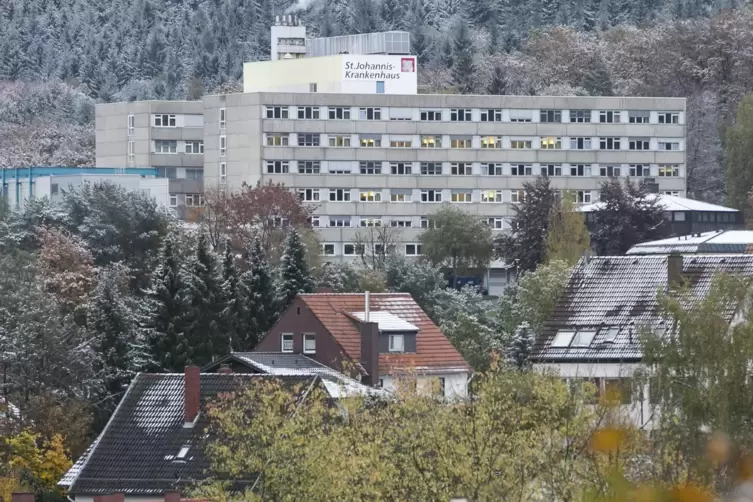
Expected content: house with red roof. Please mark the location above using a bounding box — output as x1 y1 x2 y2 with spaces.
255 292 471 397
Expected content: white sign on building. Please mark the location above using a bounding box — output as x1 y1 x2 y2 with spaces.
340 55 418 95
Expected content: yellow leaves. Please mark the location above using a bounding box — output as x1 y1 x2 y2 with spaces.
706 431 731 466
668 484 714 502
3 430 72 492
589 428 626 454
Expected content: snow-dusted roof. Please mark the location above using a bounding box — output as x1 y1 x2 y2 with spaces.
628 230 753 255
350 311 419 332
579 194 738 213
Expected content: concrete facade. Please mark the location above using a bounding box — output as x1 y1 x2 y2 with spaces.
95 100 205 219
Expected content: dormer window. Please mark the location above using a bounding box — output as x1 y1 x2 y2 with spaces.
389 334 404 352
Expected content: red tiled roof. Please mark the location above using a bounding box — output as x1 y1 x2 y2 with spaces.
299 293 470 374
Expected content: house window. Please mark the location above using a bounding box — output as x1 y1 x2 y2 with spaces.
658 140 680 151
599 137 621 150
389 334 405 352
219 108 226 129
127 115 135 136
389 108 413 120
421 135 442 148
541 164 562 177
266 106 289 119
360 135 381 147
451 191 472 203
328 135 351 147
420 109 443 121
599 111 621 123
540 110 562 123
405 244 422 256
155 140 177 154
390 137 412 148
510 139 533 149
629 110 649 123
509 109 532 122
665 191 681 197
550 330 575 347
281 333 294 352
298 188 320 201
541 137 561 149
391 190 412 202
484 163 503 176
391 219 412 228
219 136 227 157
298 161 320 174
569 110 591 123
658 112 680 124
481 136 502 148
511 190 525 203
297 106 320 119
343 244 357 255
629 138 650 150
481 190 503 203
570 164 591 177
127 141 135 165
421 190 442 203
659 165 680 177
298 134 320 147
480 109 502 122
185 141 204 154
328 165 352 174
576 190 592 204
321 243 335 256
569 137 591 150
329 189 351 202
360 162 382 175
266 134 289 146
359 107 382 120
450 136 472 148
360 217 382 227
511 164 532 176
310 216 320 227
329 216 351 227
184 194 205 207
629 164 650 177
154 114 176 127
303 334 316 353
390 162 412 175
266 161 289 174
185 168 203 181
487 217 505 229
359 190 382 202
329 107 351 119
451 162 471 176
450 108 472 121
571 330 597 347
600 165 621 177
219 162 227 184
169 194 178 207
421 162 442 175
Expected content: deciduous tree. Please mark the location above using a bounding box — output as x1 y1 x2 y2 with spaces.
724 94 753 215
546 191 591 266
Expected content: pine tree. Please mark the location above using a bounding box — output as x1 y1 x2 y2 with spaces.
221 239 252 351
508 322 534 369
582 0 600 29
242 237 277 345
581 59 613 96
278 228 314 312
382 0 405 29
452 22 478 94
488 65 507 95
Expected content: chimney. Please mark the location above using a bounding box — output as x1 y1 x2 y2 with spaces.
365 290 370 322
668 253 684 289
184 365 200 426
360 321 379 386
218 363 232 374
164 492 181 502
11 494 34 502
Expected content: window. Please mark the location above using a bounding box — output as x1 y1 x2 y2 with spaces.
376 81 385 93
389 334 404 352
602 326 619 344
540 110 562 123
266 161 289 174
329 189 351 202
421 190 442 203
481 136 502 148
391 219 413 228
599 137 621 150
540 137 562 149
159 167 177 179
298 161 320 174
127 141 135 165
127 115 135 136
281 333 294 352
185 193 204 207
359 107 382 120
510 139 532 149
405 244 422 256
629 110 649 124
298 188 320 201
266 134 289 146
569 110 591 123
451 191 472 203
421 135 442 148
629 164 650 177
629 138 650 150
484 163 504 176
154 114 176 127
329 216 351 227
659 165 680 177
599 111 621 123
297 106 320 119
169 194 178 207
487 217 505 229
185 168 203 181
665 191 680 197
604 378 633 405
343 243 357 255
451 162 471 176
328 135 351 147
266 106 289 119
420 109 443 121
321 243 336 255
421 162 442 175
310 216 320 227
551 330 575 347
510 190 525 203
600 165 621 177
511 164 532 176
658 140 680 151
390 162 412 175
359 162 382 175
391 190 412 202
509 109 532 122
360 135 381 147
438 377 446 396
658 112 680 124
541 164 562 177
450 108 471 121
185 141 204 154
219 162 227 183
451 136 472 148
360 217 382 227
176 445 191 459
359 190 382 202
309 83 318 92
303 334 316 354
570 164 591 176
480 109 502 122
571 330 597 347
328 164 352 174
389 108 413 120
576 190 592 204
219 136 227 157
481 190 503 203
390 137 412 148
155 140 177 153
569 137 591 150
219 108 226 129
328 107 351 120
298 134 320 147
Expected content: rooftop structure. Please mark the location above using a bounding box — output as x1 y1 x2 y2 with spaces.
627 229 753 255
307 31 411 57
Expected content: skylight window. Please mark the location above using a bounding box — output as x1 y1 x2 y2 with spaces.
571 330 597 347
177 445 190 459
602 327 619 344
551 330 575 347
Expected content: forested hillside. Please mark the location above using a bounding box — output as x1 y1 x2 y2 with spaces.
2 0 753 201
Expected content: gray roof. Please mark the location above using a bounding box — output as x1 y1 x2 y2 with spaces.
579 194 739 213
627 230 753 255
533 255 753 362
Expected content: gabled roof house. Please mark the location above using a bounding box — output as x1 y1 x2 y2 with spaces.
533 254 753 427
255 292 471 397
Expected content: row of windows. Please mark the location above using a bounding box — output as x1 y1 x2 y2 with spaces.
153 140 204 154
263 106 682 124
298 188 597 204
263 133 683 151
264 160 683 178
168 193 205 207
308 215 510 230
321 242 424 257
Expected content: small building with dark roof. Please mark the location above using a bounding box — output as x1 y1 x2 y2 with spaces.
627 230 753 255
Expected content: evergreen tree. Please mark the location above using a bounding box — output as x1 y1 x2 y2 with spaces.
488 65 507 95
508 322 534 369
242 237 277 345
495 177 557 273
382 0 405 29
452 22 478 94
278 229 314 312
582 59 613 96
221 239 252 351
583 0 600 29
725 94 753 214
441 38 454 68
